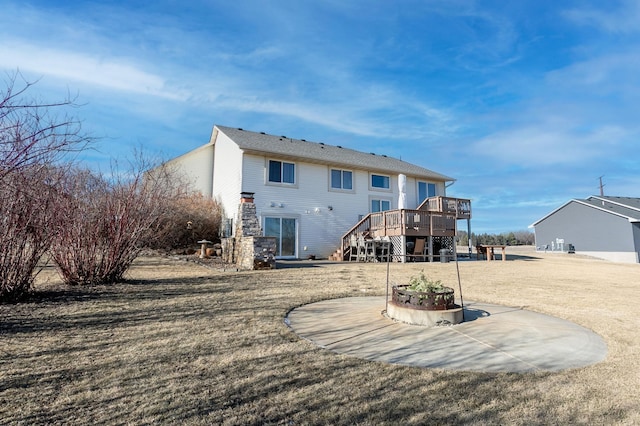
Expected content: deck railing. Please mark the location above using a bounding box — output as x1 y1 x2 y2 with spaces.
340 196 470 260
340 215 371 260
419 196 471 219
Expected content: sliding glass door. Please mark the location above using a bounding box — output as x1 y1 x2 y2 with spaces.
264 217 297 257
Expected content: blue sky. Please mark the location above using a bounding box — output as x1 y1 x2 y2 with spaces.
2 0 639 234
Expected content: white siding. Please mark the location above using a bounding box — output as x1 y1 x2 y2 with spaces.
242 155 443 258
165 144 214 196
212 132 244 223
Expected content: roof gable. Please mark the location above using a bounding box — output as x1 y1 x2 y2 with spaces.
531 195 640 227
582 196 640 221
213 125 454 182
589 196 640 212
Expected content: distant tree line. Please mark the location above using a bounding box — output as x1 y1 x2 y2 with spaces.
456 230 534 247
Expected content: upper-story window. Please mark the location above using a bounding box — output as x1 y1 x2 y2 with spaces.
371 174 390 189
418 181 436 203
331 169 353 190
268 160 295 184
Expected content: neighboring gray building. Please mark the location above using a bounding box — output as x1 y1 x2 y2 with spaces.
531 196 640 263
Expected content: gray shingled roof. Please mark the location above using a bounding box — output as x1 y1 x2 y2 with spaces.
581 196 640 221
531 195 640 227
215 125 454 182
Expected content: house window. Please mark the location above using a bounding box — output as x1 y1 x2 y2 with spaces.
418 182 436 203
331 169 353 190
268 160 295 184
371 199 391 212
371 174 390 189
264 217 297 257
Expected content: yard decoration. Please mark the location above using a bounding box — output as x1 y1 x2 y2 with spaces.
392 270 456 311
387 270 462 326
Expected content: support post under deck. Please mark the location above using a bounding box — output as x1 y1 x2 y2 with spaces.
467 218 472 258
428 236 434 262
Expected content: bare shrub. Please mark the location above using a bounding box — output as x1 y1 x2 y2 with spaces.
0 167 64 301
0 72 90 302
50 161 188 285
149 192 224 251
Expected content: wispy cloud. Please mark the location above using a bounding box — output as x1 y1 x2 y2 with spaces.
216 93 456 141
0 42 188 101
545 50 640 98
564 0 640 34
471 122 627 167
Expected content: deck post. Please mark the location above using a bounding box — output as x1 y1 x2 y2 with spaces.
428 236 434 262
467 218 472 258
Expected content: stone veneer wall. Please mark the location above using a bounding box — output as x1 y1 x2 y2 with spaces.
221 199 276 270
237 236 276 270
236 202 262 237
221 237 235 264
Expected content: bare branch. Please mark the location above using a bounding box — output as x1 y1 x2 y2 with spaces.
0 70 92 182
50 159 196 286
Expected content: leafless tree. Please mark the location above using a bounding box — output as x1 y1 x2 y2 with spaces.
0 71 90 182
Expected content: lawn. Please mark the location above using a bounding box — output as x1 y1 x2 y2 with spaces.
1 248 639 425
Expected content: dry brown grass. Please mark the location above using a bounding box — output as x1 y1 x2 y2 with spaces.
1 247 639 425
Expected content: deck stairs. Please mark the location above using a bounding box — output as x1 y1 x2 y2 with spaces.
329 196 471 261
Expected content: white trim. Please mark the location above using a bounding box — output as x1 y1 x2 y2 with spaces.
416 180 437 203
369 196 393 213
265 158 299 189
590 196 640 213
530 199 576 227
261 214 300 259
576 199 640 221
328 166 355 193
369 172 392 192
531 198 640 228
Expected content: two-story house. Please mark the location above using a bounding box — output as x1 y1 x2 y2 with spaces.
167 125 470 260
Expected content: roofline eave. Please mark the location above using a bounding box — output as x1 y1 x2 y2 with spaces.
240 148 454 182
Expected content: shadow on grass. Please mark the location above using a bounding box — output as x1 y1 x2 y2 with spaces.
506 253 542 261
464 254 542 262
1 274 242 337
275 260 329 268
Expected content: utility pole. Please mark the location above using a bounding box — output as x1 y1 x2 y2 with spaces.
598 176 605 196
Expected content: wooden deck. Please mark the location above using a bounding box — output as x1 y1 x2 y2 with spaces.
340 196 471 261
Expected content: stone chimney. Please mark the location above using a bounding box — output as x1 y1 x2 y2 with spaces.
221 191 276 270
236 192 261 238
240 191 255 203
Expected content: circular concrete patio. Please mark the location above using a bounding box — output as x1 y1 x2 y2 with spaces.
285 296 607 373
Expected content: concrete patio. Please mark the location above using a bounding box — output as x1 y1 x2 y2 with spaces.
286 296 607 373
